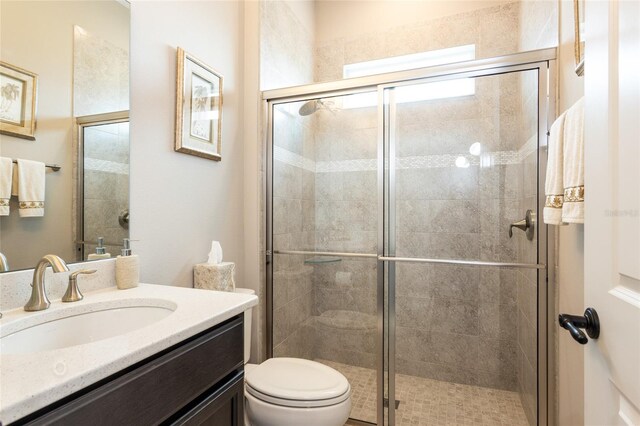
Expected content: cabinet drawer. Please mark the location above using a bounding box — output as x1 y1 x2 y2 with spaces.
171 372 244 426
24 316 243 426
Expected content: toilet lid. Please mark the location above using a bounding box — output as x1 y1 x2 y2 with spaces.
245 358 350 407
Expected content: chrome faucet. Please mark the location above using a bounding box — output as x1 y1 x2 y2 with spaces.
24 255 70 311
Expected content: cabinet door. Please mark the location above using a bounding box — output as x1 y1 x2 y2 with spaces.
172 372 244 426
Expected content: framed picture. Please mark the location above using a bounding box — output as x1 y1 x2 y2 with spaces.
573 0 585 76
0 61 38 140
175 47 223 161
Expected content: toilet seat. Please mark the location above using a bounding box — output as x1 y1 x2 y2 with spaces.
245 358 351 408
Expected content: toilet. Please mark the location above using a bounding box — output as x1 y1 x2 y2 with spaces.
235 288 352 426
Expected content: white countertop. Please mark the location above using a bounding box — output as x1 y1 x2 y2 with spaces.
0 284 258 424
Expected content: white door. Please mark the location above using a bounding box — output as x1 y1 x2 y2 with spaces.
584 1 640 425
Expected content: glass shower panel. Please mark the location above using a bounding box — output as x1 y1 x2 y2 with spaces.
82 120 130 258
390 69 539 426
270 93 380 424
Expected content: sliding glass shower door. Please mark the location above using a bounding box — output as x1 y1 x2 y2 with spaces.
385 69 545 426
266 50 554 426
268 92 383 424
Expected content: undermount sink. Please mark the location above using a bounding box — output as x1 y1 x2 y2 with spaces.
1 302 175 355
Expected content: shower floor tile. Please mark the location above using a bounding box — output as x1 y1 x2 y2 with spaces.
318 359 529 426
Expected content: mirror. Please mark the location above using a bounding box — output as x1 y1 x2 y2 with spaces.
0 1 130 272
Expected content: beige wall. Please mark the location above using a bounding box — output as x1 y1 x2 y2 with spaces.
0 1 129 270
557 1 585 425
130 1 245 288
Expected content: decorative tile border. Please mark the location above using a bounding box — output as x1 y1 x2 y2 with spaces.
274 146 315 172
316 158 377 172
275 138 538 174
85 157 129 175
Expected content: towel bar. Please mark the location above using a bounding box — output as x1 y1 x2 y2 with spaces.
11 159 61 171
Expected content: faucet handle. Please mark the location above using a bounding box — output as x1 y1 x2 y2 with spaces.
69 269 97 280
62 269 97 303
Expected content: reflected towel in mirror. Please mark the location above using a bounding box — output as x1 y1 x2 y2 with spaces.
15 159 45 217
0 157 12 215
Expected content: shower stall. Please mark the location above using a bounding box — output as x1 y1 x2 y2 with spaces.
264 49 556 426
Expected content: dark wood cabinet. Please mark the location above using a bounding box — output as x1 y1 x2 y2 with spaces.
13 315 244 426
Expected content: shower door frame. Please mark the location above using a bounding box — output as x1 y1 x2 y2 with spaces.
75 110 130 261
264 48 557 426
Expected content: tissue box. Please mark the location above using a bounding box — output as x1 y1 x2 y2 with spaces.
194 262 236 292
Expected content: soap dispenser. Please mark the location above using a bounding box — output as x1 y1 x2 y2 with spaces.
115 238 139 289
87 237 111 260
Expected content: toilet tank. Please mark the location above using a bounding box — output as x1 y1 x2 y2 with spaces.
234 288 255 364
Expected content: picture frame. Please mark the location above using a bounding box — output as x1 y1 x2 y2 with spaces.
0 61 38 140
573 0 585 76
175 47 223 161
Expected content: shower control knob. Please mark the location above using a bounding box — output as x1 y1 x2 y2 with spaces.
509 209 535 240
119 209 129 229
559 308 600 345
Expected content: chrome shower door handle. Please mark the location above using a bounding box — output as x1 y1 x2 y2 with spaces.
509 209 535 240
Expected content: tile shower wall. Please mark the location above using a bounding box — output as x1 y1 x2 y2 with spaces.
312 101 378 369
260 0 314 90
272 74 539 388
392 70 534 391
305 2 537 392
271 103 315 360
315 2 521 83
261 0 315 360
74 26 129 117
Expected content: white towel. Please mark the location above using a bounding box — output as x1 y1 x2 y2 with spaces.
561 98 585 223
543 97 585 225
543 112 567 225
0 157 12 216
16 159 45 217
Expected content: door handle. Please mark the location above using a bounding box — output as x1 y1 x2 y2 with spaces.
558 308 600 344
509 209 535 240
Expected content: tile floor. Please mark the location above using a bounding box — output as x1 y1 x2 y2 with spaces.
319 360 529 426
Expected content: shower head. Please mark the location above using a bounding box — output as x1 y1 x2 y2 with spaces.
298 99 338 116
298 99 321 116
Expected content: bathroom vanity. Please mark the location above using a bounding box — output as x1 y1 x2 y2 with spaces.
18 316 244 425
0 282 258 425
